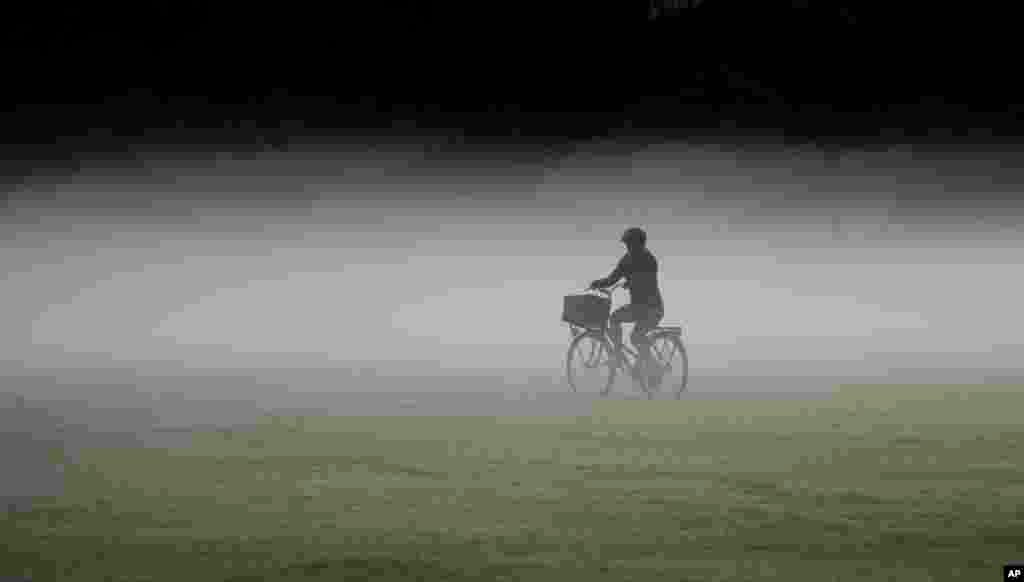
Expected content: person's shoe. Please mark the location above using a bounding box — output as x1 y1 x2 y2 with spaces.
631 360 646 384
648 367 664 390
604 351 620 370
644 359 664 390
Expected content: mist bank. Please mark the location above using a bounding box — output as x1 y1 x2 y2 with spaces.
3 144 1022 380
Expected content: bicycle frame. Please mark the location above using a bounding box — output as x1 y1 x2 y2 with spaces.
566 281 650 374
609 341 642 373
565 282 687 396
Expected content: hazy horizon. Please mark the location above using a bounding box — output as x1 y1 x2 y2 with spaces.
4 141 1023 388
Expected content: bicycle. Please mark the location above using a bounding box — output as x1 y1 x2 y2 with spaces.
563 282 689 399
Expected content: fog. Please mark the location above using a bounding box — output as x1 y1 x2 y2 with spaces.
3 142 1024 392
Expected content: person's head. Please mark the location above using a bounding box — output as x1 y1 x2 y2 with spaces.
620 226 647 251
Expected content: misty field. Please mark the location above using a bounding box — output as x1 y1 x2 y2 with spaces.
3 385 1022 581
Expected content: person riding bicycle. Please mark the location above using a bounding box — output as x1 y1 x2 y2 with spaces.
589 227 665 382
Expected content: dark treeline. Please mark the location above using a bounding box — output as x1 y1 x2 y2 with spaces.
2 0 1020 182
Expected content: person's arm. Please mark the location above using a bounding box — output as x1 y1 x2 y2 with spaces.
590 256 627 289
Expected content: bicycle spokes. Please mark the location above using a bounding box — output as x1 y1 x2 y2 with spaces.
650 334 688 398
577 339 606 369
653 339 674 363
566 333 617 396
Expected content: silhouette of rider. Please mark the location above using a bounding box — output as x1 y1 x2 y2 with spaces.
589 227 664 381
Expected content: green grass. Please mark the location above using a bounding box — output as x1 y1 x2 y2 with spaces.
4 384 1023 581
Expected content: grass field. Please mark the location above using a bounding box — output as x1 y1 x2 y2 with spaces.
3 384 1023 581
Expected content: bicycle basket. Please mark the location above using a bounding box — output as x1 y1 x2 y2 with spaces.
562 293 610 329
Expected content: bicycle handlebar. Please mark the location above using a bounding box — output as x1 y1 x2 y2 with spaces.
584 281 625 295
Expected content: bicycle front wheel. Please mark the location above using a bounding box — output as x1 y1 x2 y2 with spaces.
566 330 617 396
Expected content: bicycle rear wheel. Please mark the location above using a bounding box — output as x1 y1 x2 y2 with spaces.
566 330 617 396
646 332 688 398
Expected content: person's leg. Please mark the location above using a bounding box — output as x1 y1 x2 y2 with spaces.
630 305 664 366
608 305 639 363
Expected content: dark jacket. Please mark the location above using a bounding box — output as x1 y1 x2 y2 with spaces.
593 247 663 309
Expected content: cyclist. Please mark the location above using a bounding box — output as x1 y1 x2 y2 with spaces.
589 227 665 383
